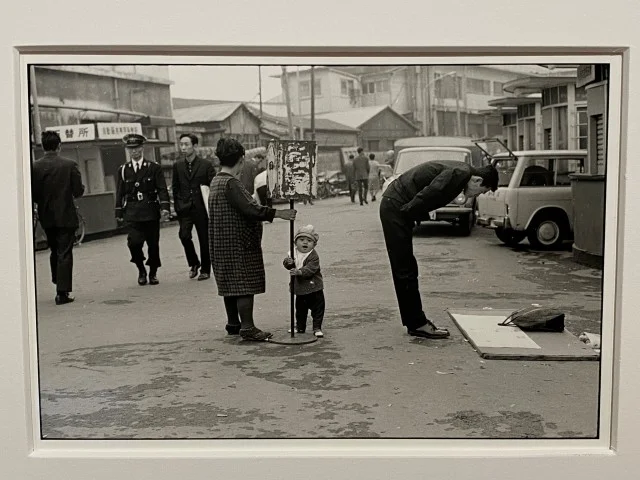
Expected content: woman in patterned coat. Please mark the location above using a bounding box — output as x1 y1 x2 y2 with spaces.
208 138 297 341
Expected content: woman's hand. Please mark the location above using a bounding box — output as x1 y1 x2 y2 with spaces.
275 209 297 221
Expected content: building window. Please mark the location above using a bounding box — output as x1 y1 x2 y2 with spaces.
517 103 536 118
542 85 569 107
375 80 390 93
363 82 375 94
299 79 322 98
493 81 504 95
577 107 588 150
466 78 491 95
367 140 380 151
341 79 355 95
503 113 517 126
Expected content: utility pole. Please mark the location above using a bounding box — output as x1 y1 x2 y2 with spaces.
296 66 304 140
425 66 432 136
462 66 469 136
310 66 316 141
29 65 42 145
455 72 462 137
258 66 263 119
281 66 295 139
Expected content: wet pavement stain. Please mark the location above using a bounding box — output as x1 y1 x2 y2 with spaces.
59 341 189 367
433 410 590 438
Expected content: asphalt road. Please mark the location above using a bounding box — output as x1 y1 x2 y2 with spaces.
34 195 603 439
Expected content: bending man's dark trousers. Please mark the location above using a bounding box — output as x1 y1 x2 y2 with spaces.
379 196 428 331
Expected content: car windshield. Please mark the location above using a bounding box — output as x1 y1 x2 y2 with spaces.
394 150 470 174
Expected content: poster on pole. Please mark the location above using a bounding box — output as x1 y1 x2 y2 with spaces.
266 140 317 200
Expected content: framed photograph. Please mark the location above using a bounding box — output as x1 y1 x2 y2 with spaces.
2 1 639 479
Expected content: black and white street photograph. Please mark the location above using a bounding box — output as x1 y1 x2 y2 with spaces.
28 61 612 440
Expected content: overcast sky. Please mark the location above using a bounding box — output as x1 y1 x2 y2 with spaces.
169 65 289 102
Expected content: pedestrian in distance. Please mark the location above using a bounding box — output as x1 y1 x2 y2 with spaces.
379 160 499 339
368 152 381 202
208 137 297 341
115 133 171 286
384 149 395 170
353 146 371 205
172 133 216 281
31 130 85 305
283 224 325 338
345 154 356 203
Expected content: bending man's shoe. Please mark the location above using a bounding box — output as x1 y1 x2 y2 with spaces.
408 319 450 339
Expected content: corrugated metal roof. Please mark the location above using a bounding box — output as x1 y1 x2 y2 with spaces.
482 65 576 76
173 102 242 124
314 105 389 128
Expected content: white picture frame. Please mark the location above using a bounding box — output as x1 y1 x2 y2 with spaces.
2 1 639 479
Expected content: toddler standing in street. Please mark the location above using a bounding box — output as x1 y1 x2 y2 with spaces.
283 225 325 337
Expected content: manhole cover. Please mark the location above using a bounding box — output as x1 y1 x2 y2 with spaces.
101 299 133 305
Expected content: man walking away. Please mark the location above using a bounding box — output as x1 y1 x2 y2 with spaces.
115 134 171 286
353 147 370 205
172 133 216 280
379 160 498 339
345 154 356 203
31 130 85 305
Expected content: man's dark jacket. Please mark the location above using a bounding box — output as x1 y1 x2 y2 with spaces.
32 152 85 228
171 155 216 216
382 160 472 220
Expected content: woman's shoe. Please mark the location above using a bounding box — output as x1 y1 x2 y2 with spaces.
240 326 273 341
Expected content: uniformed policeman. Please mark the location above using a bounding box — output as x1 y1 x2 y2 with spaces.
115 133 170 285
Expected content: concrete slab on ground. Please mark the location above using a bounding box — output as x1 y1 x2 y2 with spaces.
448 309 600 361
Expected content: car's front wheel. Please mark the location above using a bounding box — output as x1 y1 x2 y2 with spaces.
495 228 526 246
527 213 568 250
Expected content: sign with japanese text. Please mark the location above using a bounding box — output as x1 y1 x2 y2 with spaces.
97 123 143 140
45 124 95 143
266 140 317 200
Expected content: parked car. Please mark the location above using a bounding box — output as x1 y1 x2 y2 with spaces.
381 146 477 235
393 136 491 168
476 149 587 250
317 170 349 198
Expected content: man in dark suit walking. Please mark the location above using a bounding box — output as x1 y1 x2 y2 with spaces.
115 133 170 286
31 130 85 305
353 147 371 205
172 133 216 280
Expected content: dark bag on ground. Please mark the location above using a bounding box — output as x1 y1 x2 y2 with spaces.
499 306 565 332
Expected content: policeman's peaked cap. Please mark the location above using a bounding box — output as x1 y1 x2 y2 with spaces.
123 133 147 148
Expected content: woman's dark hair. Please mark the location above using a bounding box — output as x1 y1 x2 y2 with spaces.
215 138 245 167
348 154 354 159
179 133 199 146
41 131 61 151
357 147 364 154
369 153 375 160
472 164 499 192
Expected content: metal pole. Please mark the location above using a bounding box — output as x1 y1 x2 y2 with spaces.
310 66 316 141
258 66 263 119
455 73 462 137
29 66 42 145
289 198 295 338
281 66 295 139
296 67 304 140
462 66 469 136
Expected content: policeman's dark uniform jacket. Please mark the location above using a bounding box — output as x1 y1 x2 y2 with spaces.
115 134 170 278
32 149 85 299
171 153 216 276
379 160 474 331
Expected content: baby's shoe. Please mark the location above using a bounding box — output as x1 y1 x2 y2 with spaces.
313 329 324 338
